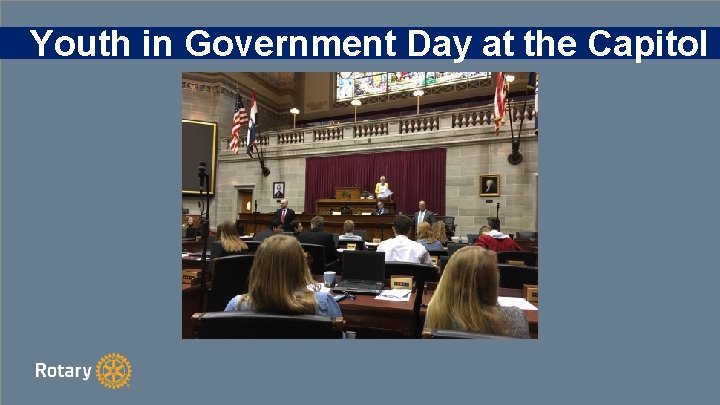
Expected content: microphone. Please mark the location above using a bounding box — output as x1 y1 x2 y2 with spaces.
496 202 500 218
198 162 207 188
254 200 258 213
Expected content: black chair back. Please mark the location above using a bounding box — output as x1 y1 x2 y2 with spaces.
300 243 327 275
497 251 538 267
497 264 538 289
422 329 516 339
446 242 466 258
244 241 261 253
193 312 345 339
467 233 480 245
384 262 439 338
442 216 456 237
337 240 366 250
354 230 368 241
515 231 538 241
207 255 254 312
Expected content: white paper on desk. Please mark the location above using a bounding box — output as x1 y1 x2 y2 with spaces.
498 296 537 310
375 289 411 301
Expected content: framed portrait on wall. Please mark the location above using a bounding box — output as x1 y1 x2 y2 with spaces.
273 182 285 198
479 174 500 197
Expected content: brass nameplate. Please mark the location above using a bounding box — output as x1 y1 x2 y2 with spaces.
346 243 356 250
391 276 413 290
506 259 525 265
526 287 538 302
372 238 381 243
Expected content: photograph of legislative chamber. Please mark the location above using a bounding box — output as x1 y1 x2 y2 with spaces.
182 72 538 339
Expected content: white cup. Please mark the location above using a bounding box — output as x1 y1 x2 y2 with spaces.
344 331 357 339
323 271 336 287
451 236 461 243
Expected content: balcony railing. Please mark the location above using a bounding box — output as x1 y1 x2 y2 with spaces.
226 100 536 156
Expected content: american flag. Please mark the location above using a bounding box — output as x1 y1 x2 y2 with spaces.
493 72 507 136
246 90 257 157
229 93 248 154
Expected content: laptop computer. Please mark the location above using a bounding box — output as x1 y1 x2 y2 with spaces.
332 250 385 295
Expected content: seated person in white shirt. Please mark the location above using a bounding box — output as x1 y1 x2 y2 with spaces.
377 215 432 265
339 220 363 241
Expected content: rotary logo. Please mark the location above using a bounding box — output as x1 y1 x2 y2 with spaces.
95 353 132 389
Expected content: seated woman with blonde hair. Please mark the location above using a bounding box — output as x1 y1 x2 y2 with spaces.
416 222 443 251
211 221 248 257
224 234 342 317
425 246 529 338
431 220 448 246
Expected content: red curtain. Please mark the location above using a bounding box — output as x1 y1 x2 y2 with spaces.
304 148 446 216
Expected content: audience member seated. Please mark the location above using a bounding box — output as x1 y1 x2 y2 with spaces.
225 235 342 317
183 216 197 238
340 204 353 215
474 218 522 252
210 221 249 259
377 215 432 265
290 220 303 237
339 220 364 241
297 216 339 264
425 246 529 338
416 222 444 252
431 220 448 246
253 219 282 242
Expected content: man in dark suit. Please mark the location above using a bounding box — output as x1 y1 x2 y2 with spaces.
413 200 436 232
273 199 296 232
297 215 338 264
373 201 389 215
253 219 282 241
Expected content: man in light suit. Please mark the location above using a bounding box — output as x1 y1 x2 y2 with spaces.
373 201 389 216
413 200 436 232
273 199 296 232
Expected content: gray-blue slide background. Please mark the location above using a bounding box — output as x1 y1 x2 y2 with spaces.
3 1 719 403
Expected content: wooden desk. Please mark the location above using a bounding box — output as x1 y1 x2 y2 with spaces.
316 199 396 215
182 281 205 339
182 238 203 252
237 214 456 242
316 276 538 339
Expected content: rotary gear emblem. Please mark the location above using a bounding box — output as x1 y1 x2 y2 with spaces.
96 353 132 389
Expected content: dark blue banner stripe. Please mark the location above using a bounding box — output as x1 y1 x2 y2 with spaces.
0 27 717 61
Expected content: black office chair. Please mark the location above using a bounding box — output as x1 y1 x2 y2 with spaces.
337 240 366 250
207 255 255 312
446 242 466 257
193 312 345 339
300 243 330 275
384 262 439 338
332 233 340 248
467 233 480 245
497 251 538 267
244 241 261 253
422 329 517 339
497 264 538 290
443 216 456 238
515 231 538 241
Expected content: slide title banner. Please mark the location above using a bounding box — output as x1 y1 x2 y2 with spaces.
0 27 717 63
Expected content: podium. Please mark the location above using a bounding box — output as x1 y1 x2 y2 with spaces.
335 187 361 200
315 187 394 215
